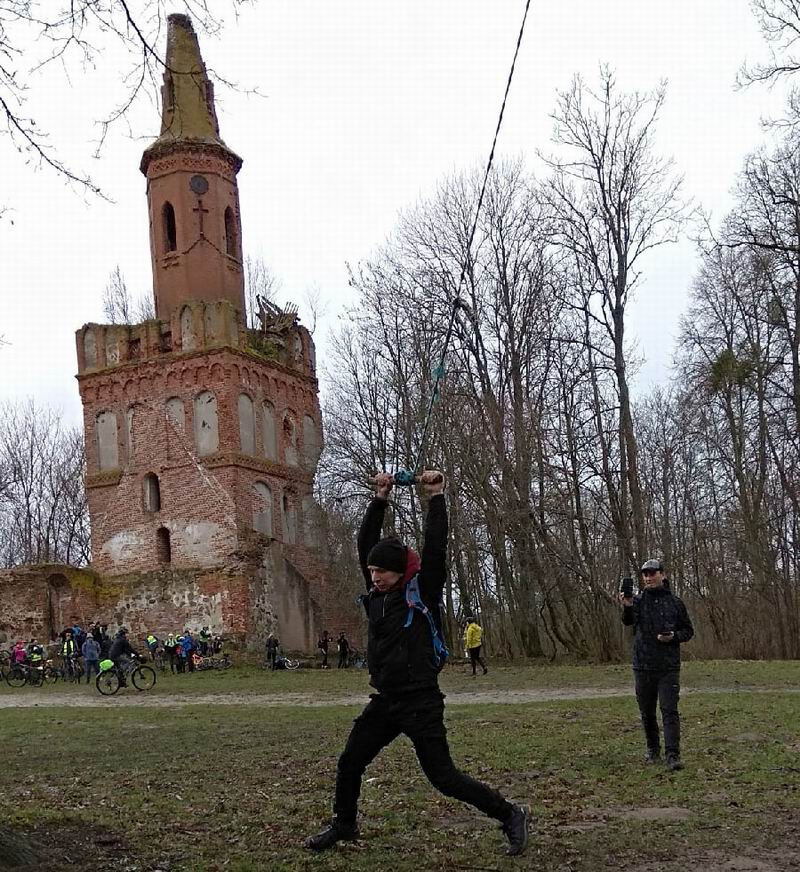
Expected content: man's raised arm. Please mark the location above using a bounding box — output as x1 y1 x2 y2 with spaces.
357 473 393 591
418 471 447 604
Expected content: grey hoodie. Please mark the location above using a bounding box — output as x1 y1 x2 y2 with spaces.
82 638 101 661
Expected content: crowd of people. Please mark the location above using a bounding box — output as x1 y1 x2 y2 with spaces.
3 623 227 684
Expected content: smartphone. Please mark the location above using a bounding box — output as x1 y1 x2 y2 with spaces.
620 577 634 599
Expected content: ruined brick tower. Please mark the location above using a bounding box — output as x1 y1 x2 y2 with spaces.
70 14 344 651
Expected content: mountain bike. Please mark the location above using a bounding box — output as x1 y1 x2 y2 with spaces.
5 663 46 688
95 656 157 696
195 653 231 671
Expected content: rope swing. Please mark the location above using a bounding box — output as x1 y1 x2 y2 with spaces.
388 0 534 487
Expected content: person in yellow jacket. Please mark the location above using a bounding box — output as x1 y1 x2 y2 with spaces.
464 615 488 677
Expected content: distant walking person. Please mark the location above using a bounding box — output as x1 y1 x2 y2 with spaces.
265 633 280 670
464 616 488 677
336 632 349 669
620 558 694 771
318 631 330 669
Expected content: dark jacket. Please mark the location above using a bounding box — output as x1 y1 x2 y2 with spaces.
108 635 136 661
622 585 694 671
358 494 447 694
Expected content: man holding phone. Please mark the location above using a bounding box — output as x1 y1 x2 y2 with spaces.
620 559 694 771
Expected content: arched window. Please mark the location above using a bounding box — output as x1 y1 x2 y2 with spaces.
262 401 277 460
166 397 185 430
253 482 273 536
292 333 303 364
143 473 161 512
105 333 120 366
83 329 97 368
96 411 119 471
193 391 219 456
282 492 297 544
180 306 196 351
238 393 256 455
282 412 298 466
224 206 237 257
162 202 177 253
302 415 319 469
156 527 171 563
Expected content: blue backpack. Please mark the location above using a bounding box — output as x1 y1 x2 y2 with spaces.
403 575 449 670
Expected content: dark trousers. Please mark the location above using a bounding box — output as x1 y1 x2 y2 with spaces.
84 659 99 683
468 646 487 675
333 689 512 826
337 650 348 668
267 649 277 669
634 669 681 754
166 651 176 673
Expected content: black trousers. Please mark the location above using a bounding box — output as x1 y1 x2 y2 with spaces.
468 646 487 675
334 688 512 826
634 669 681 754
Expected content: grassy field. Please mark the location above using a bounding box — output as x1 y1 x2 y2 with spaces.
1 657 799 700
0 661 798 871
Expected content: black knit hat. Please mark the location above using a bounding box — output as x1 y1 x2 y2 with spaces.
366 537 407 573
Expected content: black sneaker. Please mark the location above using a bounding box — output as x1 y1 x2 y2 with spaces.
305 821 359 852
666 753 684 771
644 748 661 765
501 804 530 856
483 667 488 675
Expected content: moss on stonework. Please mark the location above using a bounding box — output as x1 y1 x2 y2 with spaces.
244 333 280 361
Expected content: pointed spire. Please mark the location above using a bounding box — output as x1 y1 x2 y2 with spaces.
141 14 241 173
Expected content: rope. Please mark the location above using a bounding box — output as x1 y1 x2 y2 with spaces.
400 0 534 482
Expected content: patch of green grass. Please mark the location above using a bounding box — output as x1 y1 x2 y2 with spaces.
1 657 797 700
0 665 798 870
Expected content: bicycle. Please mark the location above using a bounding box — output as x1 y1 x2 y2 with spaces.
348 649 367 670
261 655 300 670
195 654 232 671
95 656 157 695
5 663 46 688
61 657 83 683
152 648 166 672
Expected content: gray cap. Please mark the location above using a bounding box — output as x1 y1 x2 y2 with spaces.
640 558 664 572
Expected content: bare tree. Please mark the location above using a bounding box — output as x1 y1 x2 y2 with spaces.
0 401 90 568
244 255 281 329
0 1 253 197
541 67 690 573
102 265 155 323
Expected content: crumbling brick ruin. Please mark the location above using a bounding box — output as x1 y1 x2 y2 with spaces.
0 15 359 652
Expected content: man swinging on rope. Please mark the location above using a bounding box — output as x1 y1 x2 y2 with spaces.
305 470 530 855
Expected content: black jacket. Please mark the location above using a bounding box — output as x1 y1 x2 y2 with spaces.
359 494 447 694
622 585 694 671
108 635 136 661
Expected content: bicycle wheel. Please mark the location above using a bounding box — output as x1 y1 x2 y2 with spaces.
6 667 27 688
43 665 60 684
284 658 300 670
131 665 156 691
96 669 121 695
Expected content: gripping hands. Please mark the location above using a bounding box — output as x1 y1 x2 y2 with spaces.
372 470 445 499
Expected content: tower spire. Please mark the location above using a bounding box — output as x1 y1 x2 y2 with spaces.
141 14 240 172
140 13 245 322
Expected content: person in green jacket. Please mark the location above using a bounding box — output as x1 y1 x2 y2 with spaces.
464 616 488 677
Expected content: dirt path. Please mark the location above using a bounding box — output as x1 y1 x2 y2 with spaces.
0 685 795 709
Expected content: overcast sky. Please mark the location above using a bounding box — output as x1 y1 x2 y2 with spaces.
0 0 788 429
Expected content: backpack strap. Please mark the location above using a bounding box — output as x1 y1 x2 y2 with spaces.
403 575 449 668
